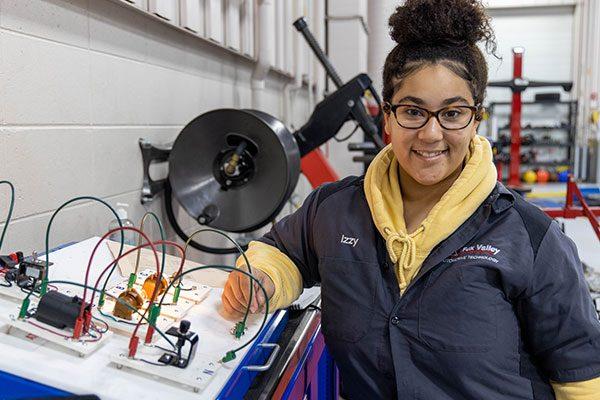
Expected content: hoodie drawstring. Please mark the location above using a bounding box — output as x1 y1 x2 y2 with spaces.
384 227 419 290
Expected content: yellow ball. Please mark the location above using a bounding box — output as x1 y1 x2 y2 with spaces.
522 170 537 184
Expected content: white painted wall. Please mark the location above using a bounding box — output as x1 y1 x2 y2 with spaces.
325 0 369 178
485 6 575 104
0 0 314 263
367 0 398 97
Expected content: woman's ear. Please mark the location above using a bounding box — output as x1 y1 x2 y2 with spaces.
473 106 484 133
475 106 485 121
382 103 392 136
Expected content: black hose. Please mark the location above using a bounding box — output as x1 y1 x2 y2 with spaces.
164 181 245 255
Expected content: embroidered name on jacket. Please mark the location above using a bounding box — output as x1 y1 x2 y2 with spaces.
445 244 501 263
340 234 359 247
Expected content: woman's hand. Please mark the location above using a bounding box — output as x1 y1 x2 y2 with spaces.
220 265 275 320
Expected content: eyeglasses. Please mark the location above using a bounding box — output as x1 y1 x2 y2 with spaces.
382 102 481 130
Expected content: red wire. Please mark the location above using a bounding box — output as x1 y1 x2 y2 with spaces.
83 239 185 343
79 227 160 321
26 320 101 342
128 241 185 340
89 240 184 309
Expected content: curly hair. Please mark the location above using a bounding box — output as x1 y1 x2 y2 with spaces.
382 0 498 106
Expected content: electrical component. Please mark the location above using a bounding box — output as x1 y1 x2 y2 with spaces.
0 251 22 268
142 273 168 299
231 321 247 339
158 320 198 368
35 291 90 330
112 288 144 320
19 258 51 282
221 351 236 363
3 267 18 284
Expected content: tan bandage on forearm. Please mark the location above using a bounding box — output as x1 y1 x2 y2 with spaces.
236 241 303 310
551 376 600 400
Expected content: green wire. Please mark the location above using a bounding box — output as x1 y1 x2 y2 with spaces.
44 197 124 283
157 264 269 356
24 279 175 349
134 211 166 278
99 308 144 326
183 229 254 325
0 180 15 253
102 211 166 297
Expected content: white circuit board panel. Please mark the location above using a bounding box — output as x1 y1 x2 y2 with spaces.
100 268 211 339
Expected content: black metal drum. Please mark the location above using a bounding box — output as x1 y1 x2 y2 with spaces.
169 109 300 233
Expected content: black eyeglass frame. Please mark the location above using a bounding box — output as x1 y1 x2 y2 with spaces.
382 102 483 130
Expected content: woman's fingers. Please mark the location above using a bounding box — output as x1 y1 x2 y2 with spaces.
224 281 249 313
234 268 266 313
221 291 245 320
220 266 276 319
238 272 261 313
254 282 264 308
230 271 251 309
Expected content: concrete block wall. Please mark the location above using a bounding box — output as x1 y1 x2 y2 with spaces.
325 0 369 178
0 0 312 264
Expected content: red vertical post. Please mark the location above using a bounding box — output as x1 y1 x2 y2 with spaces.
496 161 503 181
566 175 575 210
509 48 524 187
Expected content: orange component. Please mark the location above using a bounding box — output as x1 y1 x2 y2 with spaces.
113 288 144 320
536 169 550 184
141 273 168 300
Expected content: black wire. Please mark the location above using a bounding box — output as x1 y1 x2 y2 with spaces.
139 358 168 367
18 276 35 289
91 315 109 333
87 329 100 339
21 286 39 297
154 345 178 355
98 309 146 326
334 122 360 142
164 182 243 255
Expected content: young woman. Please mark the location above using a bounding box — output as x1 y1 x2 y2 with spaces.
221 1 600 398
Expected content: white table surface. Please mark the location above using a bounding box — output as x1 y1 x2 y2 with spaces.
0 237 271 400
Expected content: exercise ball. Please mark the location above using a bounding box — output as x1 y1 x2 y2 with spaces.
523 170 537 184
537 169 550 184
558 171 570 182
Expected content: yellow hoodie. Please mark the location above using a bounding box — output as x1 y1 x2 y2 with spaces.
236 135 600 398
363 135 496 292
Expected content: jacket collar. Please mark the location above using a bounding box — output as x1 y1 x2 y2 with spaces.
489 182 515 214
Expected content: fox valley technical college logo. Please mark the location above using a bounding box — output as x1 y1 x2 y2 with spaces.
445 244 501 263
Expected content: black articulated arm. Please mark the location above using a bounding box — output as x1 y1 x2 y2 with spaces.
293 17 384 154
489 79 573 93
293 74 382 156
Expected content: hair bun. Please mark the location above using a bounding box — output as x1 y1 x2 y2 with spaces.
389 0 494 50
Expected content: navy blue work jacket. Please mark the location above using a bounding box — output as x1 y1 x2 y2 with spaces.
258 176 600 399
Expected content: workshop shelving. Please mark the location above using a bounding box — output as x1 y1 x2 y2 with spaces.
488 99 577 177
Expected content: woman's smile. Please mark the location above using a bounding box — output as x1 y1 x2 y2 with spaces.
411 148 449 162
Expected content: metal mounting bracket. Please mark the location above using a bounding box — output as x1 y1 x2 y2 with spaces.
139 138 172 205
